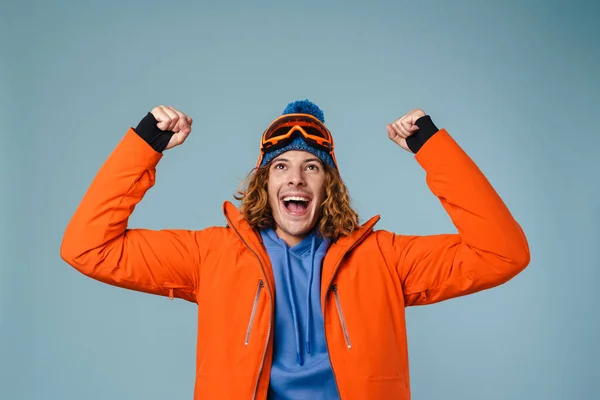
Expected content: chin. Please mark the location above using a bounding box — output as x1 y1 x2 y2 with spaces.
282 221 315 236
274 215 320 240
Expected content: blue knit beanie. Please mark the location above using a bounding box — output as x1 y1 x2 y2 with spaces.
260 99 336 169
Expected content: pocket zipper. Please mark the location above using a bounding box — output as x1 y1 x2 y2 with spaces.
331 284 352 349
245 279 264 345
164 283 189 300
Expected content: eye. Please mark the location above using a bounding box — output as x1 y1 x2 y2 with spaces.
306 163 320 171
273 162 286 170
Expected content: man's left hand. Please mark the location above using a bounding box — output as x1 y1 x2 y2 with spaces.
387 109 426 152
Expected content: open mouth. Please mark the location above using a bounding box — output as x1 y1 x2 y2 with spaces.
281 195 311 215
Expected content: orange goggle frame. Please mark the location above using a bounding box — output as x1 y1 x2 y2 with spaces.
256 113 337 168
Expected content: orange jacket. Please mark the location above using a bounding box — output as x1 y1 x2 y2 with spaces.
60 126 530 399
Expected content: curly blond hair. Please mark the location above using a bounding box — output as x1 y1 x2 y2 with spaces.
234 162 360 240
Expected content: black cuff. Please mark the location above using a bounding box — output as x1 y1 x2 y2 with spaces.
406 115 439 153
134 112 174 153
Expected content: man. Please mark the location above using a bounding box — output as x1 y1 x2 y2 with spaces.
60 100 530 399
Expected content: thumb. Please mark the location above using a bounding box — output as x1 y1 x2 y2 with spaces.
402 118 419 133
165 130 190 150
156 120 171 131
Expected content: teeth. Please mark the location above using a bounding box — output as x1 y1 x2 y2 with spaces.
283 196 309 202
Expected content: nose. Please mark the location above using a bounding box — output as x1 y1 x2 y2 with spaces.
287 166 306 186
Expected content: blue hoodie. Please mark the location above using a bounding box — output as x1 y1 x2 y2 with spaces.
260 228 340 400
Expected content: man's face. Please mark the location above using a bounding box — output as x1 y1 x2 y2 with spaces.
267 150 327 247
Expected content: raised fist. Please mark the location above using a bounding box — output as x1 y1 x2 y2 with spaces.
386 109 426 152
151 105 193 150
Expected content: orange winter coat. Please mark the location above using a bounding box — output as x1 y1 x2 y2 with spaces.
60 126 530 399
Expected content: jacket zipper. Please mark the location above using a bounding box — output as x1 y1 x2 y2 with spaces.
323 225 374 399
224 215 273 400
245 279 264 346
331 284 352 348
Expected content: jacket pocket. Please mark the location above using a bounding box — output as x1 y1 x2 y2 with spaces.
244 279 264 346
331 284 352 349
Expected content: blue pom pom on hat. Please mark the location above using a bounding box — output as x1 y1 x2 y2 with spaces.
260 99 336 169
282 99 325 123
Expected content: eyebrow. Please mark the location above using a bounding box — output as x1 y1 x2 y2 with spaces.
272 157 322 164
303 158 322 164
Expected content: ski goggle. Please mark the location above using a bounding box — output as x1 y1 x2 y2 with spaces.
256 113 337 168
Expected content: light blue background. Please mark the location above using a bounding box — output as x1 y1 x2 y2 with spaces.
2 0 598 399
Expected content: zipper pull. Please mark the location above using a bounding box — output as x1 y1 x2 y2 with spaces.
168 288 174 300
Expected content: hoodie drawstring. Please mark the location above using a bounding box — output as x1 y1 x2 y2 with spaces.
305 235 316 355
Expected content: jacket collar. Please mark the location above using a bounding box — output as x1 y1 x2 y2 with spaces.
222 201 276 295
223 201 264 250
319 214 380 304
222 200 381 299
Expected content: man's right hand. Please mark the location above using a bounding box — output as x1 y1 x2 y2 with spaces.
151 105 193 150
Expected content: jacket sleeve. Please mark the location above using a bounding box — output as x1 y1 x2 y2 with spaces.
60 128 202 303
385 128 530 306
